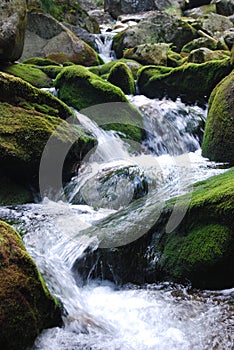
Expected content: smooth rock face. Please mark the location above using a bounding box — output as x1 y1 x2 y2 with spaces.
21 12 100 66
0 0 27 62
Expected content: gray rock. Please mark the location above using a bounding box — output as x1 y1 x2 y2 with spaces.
188 47 230 62
198 12 233 39
20 12 100 66
113 11 198 56
0 0 27 62
124 43 169 65
213 0 234 17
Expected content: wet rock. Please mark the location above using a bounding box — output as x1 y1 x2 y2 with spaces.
188 47 230 63
0 0 27 62
202 70 234 164
213 0 234 17
0 220 62 350
107 61 136 95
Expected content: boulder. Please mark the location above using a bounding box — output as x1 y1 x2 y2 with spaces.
181 37 219 53
107 61 136 95
183 3 216 17
74 169 234 289
104 0 182 19
198 13 233 39
21 12 101 66
214 0 234 16
187 48 230 63
123 43 169 66
89 59 142 79
112 11 198 56
202 71 234 164
54 65 144 142
0 220 62 350
222 29 234 50
137 58 232 103
0 0 27 62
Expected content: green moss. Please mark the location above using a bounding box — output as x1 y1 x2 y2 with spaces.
0 63 53 88
39 65 63 79
137 58 232 103
54 65 144 142
0 71 72 119
167 50 183 67
63 61 75 67
202 71 234 164
107 62 136 95
22 57 60 66
0 220 62 350
89 59 142 79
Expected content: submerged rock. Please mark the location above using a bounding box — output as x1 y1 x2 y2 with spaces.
202 70 234 164
74 169 234 289
0 221 62 350
137 58 232 103
0 0 27 62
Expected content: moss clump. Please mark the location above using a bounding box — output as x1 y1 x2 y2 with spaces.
0 102 95 183
54 65 144 142
0 177 34 206
0 71 72 119
39 65 63 79
157 168 234 288
137 58 232 103
0 63 53 88
202 71 234 164
107 62 136 95
22 57 60 66
89 59 142 79
0 220 62 350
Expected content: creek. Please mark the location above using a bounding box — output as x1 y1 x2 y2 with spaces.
1 32 234 350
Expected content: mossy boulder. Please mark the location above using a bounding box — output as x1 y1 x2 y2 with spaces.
137 58 232 103
0 63 53 88
0 71 71 119
39 65 63 79
0 101 95 185
54 65 144 142
0 220 62 350
187 48 230 63
202 70 234 164
89 59 142 79
22 57 60 66
74 169 234 289
123 43 169 66
107 62 136 95
181 37 219 54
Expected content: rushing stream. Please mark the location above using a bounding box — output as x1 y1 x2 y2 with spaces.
1 31 234 349
1 94 234 349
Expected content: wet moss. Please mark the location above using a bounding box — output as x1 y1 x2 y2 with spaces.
0 63 53 88
0 71 72 119
54 65 144 142
137 58 232 103
202 70 234 164
39 65 63 79
107 62 136 95
89 59 142 79
22 57 60 66
0 220 62 350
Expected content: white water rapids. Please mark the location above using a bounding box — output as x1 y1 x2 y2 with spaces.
0 96 233 349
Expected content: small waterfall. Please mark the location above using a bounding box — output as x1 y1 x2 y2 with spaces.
94 33 116 63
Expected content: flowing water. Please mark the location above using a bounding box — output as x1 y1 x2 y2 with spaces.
1 95 233 349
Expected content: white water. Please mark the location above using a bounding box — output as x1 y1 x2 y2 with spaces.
95 33 116 62
1 98 233 349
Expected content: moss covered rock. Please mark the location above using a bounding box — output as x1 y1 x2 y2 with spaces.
137 58 232 103
0 177 34 206
0 71 71 119
0 63 53 88
22 57 60 66
187 48 230 63
202 70 234 164
0 220 62 350
0 101 95 185
54 65 144 142
74 169 234 289
89 59 142 79
123 43 169 66
107 62 136 95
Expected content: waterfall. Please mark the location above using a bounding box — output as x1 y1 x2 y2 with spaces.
94 33 116 62
0 98 233 349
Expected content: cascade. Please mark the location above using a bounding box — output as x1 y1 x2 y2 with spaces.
94 33 116 62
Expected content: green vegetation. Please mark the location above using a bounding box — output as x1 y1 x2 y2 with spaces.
39 65 63 79
0 220 62 350
54 65 144 142
0 63 53 88
22 57 60 66
107 62 136 95
202 71 234 164
0 177 34 206
89 59 142 79
137 58 232 103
